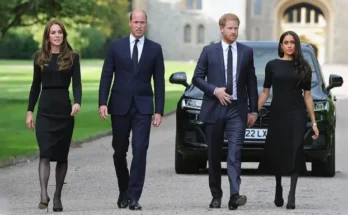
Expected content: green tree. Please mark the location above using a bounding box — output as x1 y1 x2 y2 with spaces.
0 0 130 40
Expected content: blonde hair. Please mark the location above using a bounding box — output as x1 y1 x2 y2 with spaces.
219 13 240 27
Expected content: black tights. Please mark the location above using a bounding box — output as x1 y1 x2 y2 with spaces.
38 158 68 203
275 172 299 198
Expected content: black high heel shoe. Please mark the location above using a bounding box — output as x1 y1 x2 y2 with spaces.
286 194 296 209
53 198 63 212
38 197 50 212
274 186 284 207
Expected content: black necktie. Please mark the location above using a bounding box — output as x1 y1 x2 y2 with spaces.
132 39 139 73
226 45 233 95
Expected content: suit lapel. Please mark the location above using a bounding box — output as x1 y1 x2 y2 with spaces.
236 42 244 83
124 36 131 61
216 43 226 82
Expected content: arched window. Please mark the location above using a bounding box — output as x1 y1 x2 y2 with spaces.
184 24 191 42
197 25 204 43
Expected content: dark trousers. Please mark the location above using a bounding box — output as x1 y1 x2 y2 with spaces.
111 101 152 200
205 101 246 198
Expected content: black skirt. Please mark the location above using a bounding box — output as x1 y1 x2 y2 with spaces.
35 88 74 162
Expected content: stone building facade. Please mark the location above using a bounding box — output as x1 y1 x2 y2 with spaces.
131 0 348 64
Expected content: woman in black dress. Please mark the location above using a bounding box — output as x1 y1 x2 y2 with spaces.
257 31 319 210
25 20 82 212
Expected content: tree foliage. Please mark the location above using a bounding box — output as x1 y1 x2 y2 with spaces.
0 0 130 39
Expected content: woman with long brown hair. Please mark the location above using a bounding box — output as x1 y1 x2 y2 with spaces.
258 31 319 210
26 19 82 212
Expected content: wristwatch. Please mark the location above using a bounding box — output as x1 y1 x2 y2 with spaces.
312 122 317 126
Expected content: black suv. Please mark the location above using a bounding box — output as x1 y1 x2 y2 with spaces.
169 41 343 177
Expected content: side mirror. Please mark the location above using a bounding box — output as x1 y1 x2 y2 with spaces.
326 74 343 92
169 72 189 88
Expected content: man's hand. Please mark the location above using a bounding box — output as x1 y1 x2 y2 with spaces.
247 113 258 127
99 105 108 120
152 113 162 127
215 87 232 105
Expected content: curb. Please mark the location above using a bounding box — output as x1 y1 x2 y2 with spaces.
0 110 176 169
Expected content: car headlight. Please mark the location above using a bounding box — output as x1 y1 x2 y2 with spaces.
314 101 329 111
181 99 202 110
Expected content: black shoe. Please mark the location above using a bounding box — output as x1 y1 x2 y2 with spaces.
274 186 284 207
38 197 50 212
53 198 63 212
228 194 247 210
286 194 296 209
209 197 221 208
129 199 142 210
117 192 129 209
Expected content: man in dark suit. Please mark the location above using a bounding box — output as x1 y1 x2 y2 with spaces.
98 9 165 210
192 13 258 210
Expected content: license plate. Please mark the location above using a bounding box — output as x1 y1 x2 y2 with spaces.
245 129 267 139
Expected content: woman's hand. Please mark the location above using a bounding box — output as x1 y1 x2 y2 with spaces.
312 123 319 140
26 112 35 131
71 103 81 116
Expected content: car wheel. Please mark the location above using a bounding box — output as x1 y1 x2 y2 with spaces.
312 132 335 177
175 148 206 174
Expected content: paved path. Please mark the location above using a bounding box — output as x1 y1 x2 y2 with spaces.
1 64 348 215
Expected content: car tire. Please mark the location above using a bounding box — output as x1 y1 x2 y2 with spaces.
175 149 206 174
312 133 335 177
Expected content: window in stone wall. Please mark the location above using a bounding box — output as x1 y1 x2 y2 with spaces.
197 24 205 43
186 0 202 10
254 0 262 15
184 24 192 43
196 0 202 9
186 0 194 9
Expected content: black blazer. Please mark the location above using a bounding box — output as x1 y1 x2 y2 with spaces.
99 36 165 115
192 41 258 124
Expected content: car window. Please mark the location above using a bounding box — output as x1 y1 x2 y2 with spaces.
252 47 319 87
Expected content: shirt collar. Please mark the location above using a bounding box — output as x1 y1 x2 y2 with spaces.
130 34 145 44
221 39 237 51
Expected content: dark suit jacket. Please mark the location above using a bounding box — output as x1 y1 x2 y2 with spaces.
99 36 165 115
192 41 258 124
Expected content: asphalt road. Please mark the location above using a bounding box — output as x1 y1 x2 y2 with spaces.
1 96 348 215
1 65 348 215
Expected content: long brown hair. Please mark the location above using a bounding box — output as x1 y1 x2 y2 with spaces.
36 20 74 71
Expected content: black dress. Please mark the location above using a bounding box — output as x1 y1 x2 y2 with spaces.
258 59 311 175
27 53 82 162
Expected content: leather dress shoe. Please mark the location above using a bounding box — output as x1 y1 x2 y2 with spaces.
117 192 129 209
228 194 247 210
209 197 221 208
129 199 142 210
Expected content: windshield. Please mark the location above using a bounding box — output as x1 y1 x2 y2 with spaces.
253 47 319 87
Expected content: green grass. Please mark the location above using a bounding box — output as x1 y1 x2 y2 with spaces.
0 59 195 160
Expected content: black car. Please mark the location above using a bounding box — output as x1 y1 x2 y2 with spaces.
169 41 343 177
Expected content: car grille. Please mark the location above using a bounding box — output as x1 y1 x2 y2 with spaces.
184 130 205 143
304 134 326 146
253 106 271 128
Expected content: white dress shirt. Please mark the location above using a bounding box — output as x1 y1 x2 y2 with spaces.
130 34 145 62
221 40 238 100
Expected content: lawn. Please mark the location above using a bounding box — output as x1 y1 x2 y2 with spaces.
0 59 196 160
